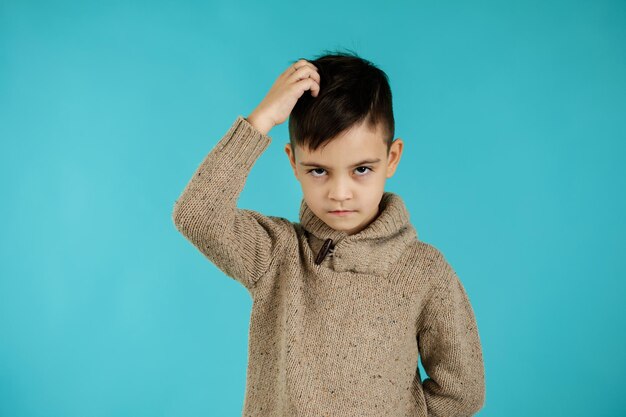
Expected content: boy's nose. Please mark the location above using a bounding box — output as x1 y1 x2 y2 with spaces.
328 186 352 201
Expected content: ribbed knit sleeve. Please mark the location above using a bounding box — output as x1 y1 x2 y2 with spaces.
171 115 290 292
416 255 486 416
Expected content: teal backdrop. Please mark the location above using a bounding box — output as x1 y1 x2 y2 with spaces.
1 1 625 416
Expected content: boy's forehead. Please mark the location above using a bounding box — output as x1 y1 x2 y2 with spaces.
295 121 388 163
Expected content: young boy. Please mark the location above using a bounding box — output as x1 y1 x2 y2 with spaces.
172 51 486 416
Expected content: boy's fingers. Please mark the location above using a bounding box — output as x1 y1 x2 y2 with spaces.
300 68 320 85
289 66 320 85
279 60 318 81
279 60 321 97
290 77 315 96
308 68 321 84
295 58 318 71
291 60 318 75
297 77 319 97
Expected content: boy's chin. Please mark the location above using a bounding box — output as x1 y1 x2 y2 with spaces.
323 216 362 233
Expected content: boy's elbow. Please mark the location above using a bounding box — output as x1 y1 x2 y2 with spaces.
462 363 486 415
172 200 183 228
426 374 486 416
171 198 229 244
465 384 485 415
446 386 485 416
460 376 486 416
172 199 191 234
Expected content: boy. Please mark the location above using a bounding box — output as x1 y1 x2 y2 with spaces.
172 51 486 416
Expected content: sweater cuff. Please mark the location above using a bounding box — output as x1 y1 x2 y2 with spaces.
215 115 272 168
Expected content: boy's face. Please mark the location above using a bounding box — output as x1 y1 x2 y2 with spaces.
285 119 404 235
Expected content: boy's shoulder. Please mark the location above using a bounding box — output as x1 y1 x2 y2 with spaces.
410 239 449 270
404 239 460 291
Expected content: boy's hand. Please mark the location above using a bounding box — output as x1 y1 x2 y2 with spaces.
247 59 320 135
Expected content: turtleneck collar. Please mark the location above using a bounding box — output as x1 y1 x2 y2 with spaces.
298 191 418 275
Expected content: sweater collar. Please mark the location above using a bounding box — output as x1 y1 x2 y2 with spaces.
298 191 418 275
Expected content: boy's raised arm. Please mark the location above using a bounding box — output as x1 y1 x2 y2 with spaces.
416 254 486 416
172 59 321 292
172 116 288 291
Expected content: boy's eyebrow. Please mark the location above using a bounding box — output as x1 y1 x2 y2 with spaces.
299 158 382 169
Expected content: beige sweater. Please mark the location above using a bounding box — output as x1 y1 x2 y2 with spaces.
172 115 486 416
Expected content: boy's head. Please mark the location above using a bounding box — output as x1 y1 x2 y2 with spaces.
284 49 404 236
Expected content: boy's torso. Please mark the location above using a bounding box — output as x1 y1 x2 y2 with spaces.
242 223 440 416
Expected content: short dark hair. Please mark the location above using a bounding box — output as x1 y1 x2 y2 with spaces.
288 49 395 156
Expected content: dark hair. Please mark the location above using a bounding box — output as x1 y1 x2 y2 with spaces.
288 49 395 156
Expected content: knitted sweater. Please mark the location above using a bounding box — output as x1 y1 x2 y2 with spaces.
172 115 486 417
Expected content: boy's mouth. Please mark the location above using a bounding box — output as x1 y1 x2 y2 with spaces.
329 210 356 216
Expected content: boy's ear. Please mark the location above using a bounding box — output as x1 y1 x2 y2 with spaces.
386 138 404 178
284 143 298 178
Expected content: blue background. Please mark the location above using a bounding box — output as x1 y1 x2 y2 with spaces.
1 1 625 416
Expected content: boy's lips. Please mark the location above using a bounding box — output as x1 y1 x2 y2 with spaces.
329 210 356 215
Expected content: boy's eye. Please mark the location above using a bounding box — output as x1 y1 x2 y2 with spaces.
307 166 373 177
309 168 326 177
